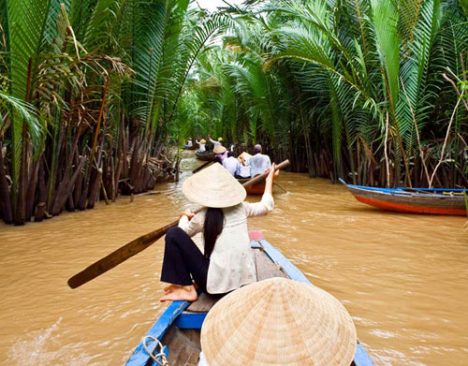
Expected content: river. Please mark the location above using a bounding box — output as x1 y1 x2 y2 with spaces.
0 151 467 365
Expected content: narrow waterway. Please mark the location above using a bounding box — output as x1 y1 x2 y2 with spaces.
0 151 467 365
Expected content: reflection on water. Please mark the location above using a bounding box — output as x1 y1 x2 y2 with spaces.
0 151 467 365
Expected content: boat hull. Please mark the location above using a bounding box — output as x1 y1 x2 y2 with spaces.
195 151 214 161
341 179 466 216
237 178 265 195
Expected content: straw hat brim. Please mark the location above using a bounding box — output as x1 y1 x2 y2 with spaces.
201 278 357 366
182 163 246 208
238 152 251 161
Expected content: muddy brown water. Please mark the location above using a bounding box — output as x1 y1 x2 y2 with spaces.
0 151 467 365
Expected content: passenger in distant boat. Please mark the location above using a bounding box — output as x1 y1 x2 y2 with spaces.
249 144 271 177
159 163 279 302
196 138 206 153
198 277 357 366
214 145 239 176
208 136 223 148
235 152 251 179
184 138 193 149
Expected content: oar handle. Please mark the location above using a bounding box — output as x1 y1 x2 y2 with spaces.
242 160 290 188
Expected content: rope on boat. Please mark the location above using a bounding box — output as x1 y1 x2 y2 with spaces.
142 336 169 366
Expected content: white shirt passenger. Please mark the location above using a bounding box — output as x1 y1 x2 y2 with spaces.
178 193 274 294
236 163 251 178
222 156 240 176
249 153 271 177
209 138 221 147
196 140 206 152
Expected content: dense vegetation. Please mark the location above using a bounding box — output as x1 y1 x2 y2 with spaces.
0 0 467 225
0 0 226 224
178 0 468 187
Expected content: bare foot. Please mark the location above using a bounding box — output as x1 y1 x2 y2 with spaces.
163 284 182 294
160 285 198 302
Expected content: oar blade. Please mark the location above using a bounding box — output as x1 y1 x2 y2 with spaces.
67 222 176 288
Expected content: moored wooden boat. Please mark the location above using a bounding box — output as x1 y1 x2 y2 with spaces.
195 151 215 161
126 232 374 366
340 179 467 216
237 177 265 195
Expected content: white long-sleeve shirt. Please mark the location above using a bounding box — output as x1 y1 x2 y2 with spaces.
196 140 206 152
178 193 274 294
222 156 240 176
249 153 271 176
236 163 251 178
209 138 221 147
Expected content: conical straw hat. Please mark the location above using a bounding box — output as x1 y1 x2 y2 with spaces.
238 151 251 162
201 277 357 366
182 163 246 208
213 145 226 154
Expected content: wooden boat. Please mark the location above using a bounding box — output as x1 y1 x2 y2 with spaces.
195 151 215 161
126 231 374 366
237 177 265 195
340 179 467 216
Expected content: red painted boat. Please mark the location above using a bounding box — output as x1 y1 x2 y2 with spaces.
237 178 266 195
340 179 467 216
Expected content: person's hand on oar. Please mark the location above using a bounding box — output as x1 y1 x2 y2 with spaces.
265 164 279 195
180 208 194 220
266 164 280 179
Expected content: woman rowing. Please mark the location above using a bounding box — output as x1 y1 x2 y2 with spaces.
160 163 279 302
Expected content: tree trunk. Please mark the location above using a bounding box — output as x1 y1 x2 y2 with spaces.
14 128 29 225
34 158 47 222
0 141 13 223
26 158 40 220
51 156 85 215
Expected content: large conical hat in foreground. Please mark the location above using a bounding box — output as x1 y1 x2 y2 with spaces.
182 163 246 208
201 277 357 366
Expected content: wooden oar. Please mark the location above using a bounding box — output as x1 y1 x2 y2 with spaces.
68 159 290 289
192 160 213 174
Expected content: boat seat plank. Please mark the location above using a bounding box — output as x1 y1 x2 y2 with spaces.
187 293 218 313
186 249 286 314
254 249 287 281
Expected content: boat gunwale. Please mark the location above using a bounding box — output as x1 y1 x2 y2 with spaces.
339 178 466 196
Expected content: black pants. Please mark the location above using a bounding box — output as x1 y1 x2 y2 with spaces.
161 227 209 293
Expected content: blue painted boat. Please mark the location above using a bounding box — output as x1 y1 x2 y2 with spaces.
340 179 467 216
126 233 374 366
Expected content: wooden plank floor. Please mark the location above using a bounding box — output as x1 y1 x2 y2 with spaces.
187 248 287 313
254 248 287 281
